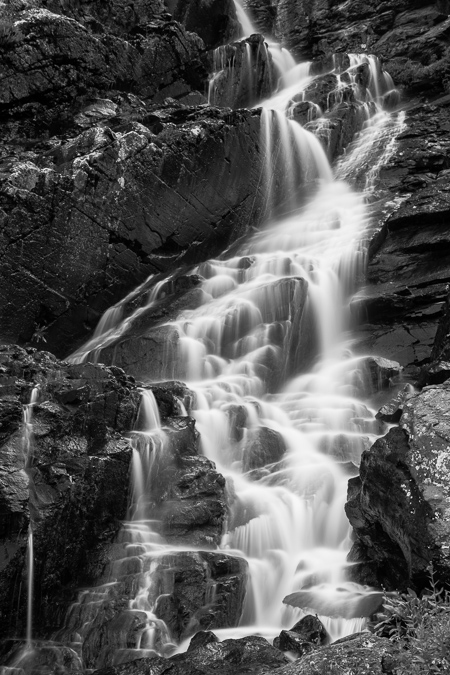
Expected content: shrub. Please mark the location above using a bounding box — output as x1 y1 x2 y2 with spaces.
374 568 450 674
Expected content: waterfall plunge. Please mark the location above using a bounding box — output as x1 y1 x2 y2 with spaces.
66 1 406 662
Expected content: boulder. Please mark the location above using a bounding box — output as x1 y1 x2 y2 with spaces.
273 614 328 656
242 426 286 472
153 552 248 640
346 382 450 590
209 34 277 108
147 417 227 547
271 633 398 675
91 634 289 675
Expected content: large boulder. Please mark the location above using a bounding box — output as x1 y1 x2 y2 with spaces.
346 381 450 590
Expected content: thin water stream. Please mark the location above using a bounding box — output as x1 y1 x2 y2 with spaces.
47 1 407 668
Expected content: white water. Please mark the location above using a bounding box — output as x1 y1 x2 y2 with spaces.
64 1 407 662
23 386 39 648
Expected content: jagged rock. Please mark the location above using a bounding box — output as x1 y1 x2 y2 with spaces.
169 634 289 674
247 0 450 98
1 8 206 122
353 98 450 379
153 552 248 640
0 107 265 357
359 356 403 393
0 345 139 640
346 382 450 590
289 615 329 645
148 381 195 417
273 615 328 656
209 34 277 108
420 286 450 384
168 0 241 48
375 386 412 423
91 634 289 674
302 74 354 113
148 417 227 546
272 633 398 675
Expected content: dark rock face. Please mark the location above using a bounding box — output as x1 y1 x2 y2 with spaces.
0 0 269 358
0 344 138 640
353 97 450 380
421 287 450 384
144 416 227 546
92 633 289 675
154 552 248 641
246 0 450 98
1 107 264 357
209 34 277 108
346 383 450 590
273 615 328 657
169 0 241 48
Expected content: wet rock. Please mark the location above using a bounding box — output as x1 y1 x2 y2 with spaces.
153 552 248 640
359 356 403 394
346 382 450 590
272 633 397 675
170 633 289 674
290 615 329 645
209 34 277 108
420 286 450 385
302 75 354 113
273 615 328 657
242 426 285 472
375 386 412 423
148 417 227 546
148 381 195 417
273 631 316 656
255 0 450 99
0 107 265 357
92 633 289 674
0 345 138 640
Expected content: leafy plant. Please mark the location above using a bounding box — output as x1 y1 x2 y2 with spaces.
373 567 450 674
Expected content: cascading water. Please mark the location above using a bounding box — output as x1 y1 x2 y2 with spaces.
62 1 408 666
23 386 39 650
1 388 41 675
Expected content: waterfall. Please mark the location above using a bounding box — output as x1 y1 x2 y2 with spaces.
60 0 407 665
23 386 39 649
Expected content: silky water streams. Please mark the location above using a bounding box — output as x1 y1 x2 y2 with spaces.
23 9 409 672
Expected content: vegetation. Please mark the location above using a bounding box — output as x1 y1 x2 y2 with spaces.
374 568 450 674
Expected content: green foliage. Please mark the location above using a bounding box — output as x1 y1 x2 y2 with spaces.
374 568 450 674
